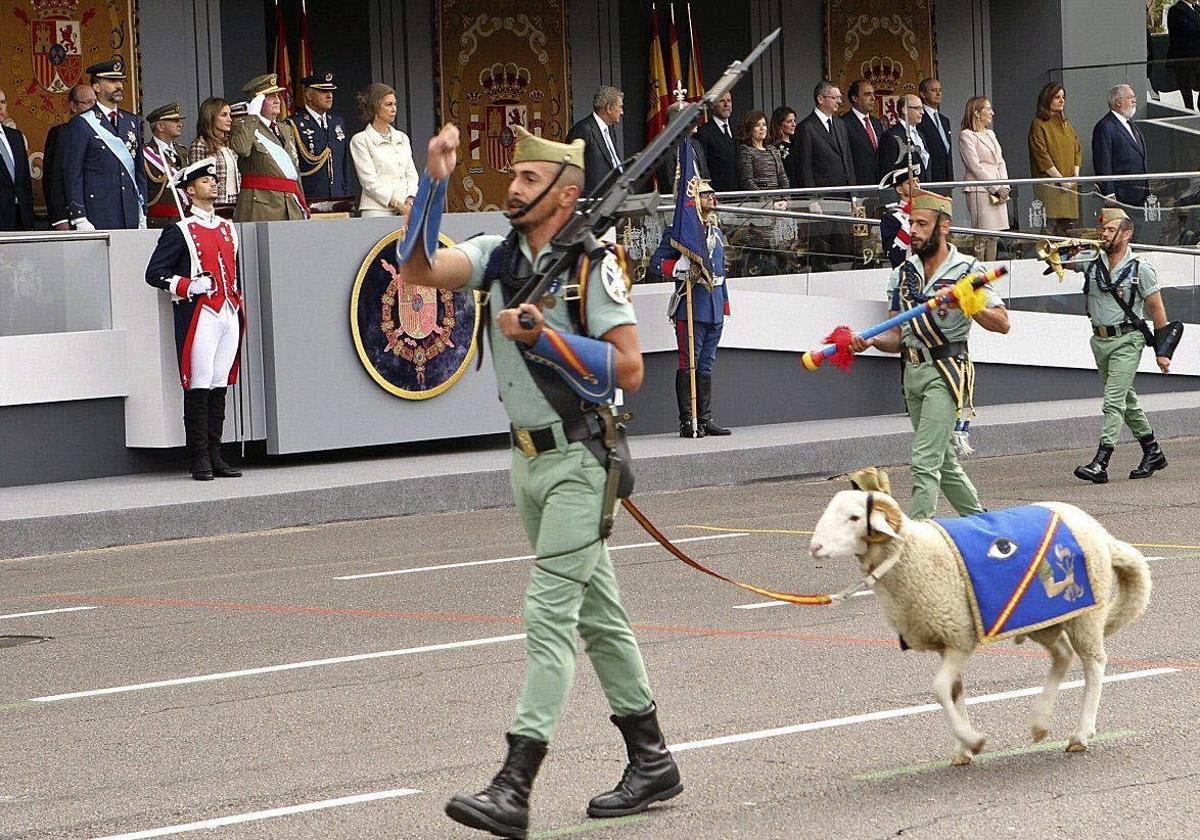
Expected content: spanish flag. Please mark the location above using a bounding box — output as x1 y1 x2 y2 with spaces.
686 1 706 111
272 0 292 119
295 0 314 105
668 2 684 99
646 2 669 144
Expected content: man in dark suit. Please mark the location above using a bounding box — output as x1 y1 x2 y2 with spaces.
841 78 886 187
877 95 931 184
789 81 856 270
42 84 96 229
62 59 148 230
289 71 357 201
787 80 855 189
694 89 737 192
657 100 709 194
1092 84 1149 206
0 89 35 231
565 86 625 195
1168 0 1200 109
916 78 954 182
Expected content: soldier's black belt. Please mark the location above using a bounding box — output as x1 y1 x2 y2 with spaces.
903 341 967 365
510 415 598 458
1093 322 1139 339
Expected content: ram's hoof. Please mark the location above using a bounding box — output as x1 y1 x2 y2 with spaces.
951 753 973 766
1066 739 1087 753
1032 726 1049 743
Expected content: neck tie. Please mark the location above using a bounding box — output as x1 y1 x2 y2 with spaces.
864 115 878 150
604 126 621 170
110 111 119 133
0 135 13 181
722 121 731 139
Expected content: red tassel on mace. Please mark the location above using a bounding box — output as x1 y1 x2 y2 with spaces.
823 325 856 371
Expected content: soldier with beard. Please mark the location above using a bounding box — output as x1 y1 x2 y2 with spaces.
396 123 682 838
851 191 1011 519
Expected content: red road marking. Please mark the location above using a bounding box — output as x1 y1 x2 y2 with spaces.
36 593 1200 671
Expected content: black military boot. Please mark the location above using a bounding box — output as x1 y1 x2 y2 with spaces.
1130 434 1167 479
207 387 242 478
587 702 683 818
698 375 731 436
675 370 703 438
1073 444 1114 484
445 733 547 839
184 390 213 481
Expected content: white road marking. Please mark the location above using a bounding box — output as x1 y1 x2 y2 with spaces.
0 606 98 620
734 590 872 609
334 532 749 580
670 667 1177 752
28 634 527 703
90 788 422 839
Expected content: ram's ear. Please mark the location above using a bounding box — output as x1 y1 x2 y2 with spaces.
866 493 905 543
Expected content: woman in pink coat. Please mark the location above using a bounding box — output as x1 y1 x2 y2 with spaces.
958 96 1011 262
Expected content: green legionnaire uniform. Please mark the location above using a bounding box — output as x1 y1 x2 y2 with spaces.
416 128 680 839
1073 208 1169 484
885 191 1003 520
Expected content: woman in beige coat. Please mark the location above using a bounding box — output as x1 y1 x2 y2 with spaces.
959 96 1010 261
1028 82 1082 237
349 83 419 219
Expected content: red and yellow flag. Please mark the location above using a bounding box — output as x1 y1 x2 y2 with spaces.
295 0 314 105
646 2 669 144
686 1 706 111
272 0 292 119
668 2 684 100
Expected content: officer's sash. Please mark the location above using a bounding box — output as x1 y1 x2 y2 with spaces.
254 128 301 182
932 505 1101 643
81 110 145 225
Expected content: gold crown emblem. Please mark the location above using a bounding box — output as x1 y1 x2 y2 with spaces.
860 56 903 89
528 90 544 104
32 0 79 16
465 90 482 105
479 63 531 101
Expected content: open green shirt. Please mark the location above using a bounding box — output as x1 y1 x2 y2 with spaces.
885 245 1003 348
456 233 636 429
1081 248 1160 327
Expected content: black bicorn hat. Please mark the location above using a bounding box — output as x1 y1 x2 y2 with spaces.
175 157 218 187
300 71 337 91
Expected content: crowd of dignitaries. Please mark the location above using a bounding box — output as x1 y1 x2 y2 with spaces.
8 61 418 232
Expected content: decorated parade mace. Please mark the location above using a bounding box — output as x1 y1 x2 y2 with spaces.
800 265 1009 372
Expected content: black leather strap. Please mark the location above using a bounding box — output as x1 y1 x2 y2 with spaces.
510 415 598 456
902 341 968 364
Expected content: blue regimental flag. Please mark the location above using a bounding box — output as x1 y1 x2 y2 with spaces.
932 505 1101 644
667 137 716 287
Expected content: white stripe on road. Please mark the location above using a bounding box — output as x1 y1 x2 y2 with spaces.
334 532 749 580
91 788 422 839
0 606 98 620
670 667 1177 752
29 634 526 703
734 590 872 610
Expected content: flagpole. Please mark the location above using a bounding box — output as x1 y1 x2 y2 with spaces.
685 276 699 437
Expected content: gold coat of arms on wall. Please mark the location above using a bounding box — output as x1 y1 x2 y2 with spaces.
436 1 571 211
824 0 934 126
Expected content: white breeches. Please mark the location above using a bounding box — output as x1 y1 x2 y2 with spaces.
188 303 240 390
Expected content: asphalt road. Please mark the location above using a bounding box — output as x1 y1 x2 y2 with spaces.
1 440 1197 840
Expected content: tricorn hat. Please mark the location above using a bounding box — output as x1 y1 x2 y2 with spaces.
510 125 586 171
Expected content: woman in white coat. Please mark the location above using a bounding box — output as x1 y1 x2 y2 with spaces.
350 83 420 218
958 96 1011 262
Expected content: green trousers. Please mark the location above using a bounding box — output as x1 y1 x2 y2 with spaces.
903 362 985 520
1091 331 1153 446
509 432 652 743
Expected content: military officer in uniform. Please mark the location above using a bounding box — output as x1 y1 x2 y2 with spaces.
648 179 732 437
229 73 309 222
397 123 682 839
145 158 245 482
144 103 190 227
852 191 1011 519
62 59 147 230
1071 208 1175 484
288 71 356 202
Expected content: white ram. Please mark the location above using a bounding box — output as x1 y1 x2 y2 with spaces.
809 490 1151 764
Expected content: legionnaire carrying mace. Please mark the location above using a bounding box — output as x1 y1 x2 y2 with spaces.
396 31 779 839
145 159 245 481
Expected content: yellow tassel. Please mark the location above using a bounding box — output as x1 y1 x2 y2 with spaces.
953 275 989 318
